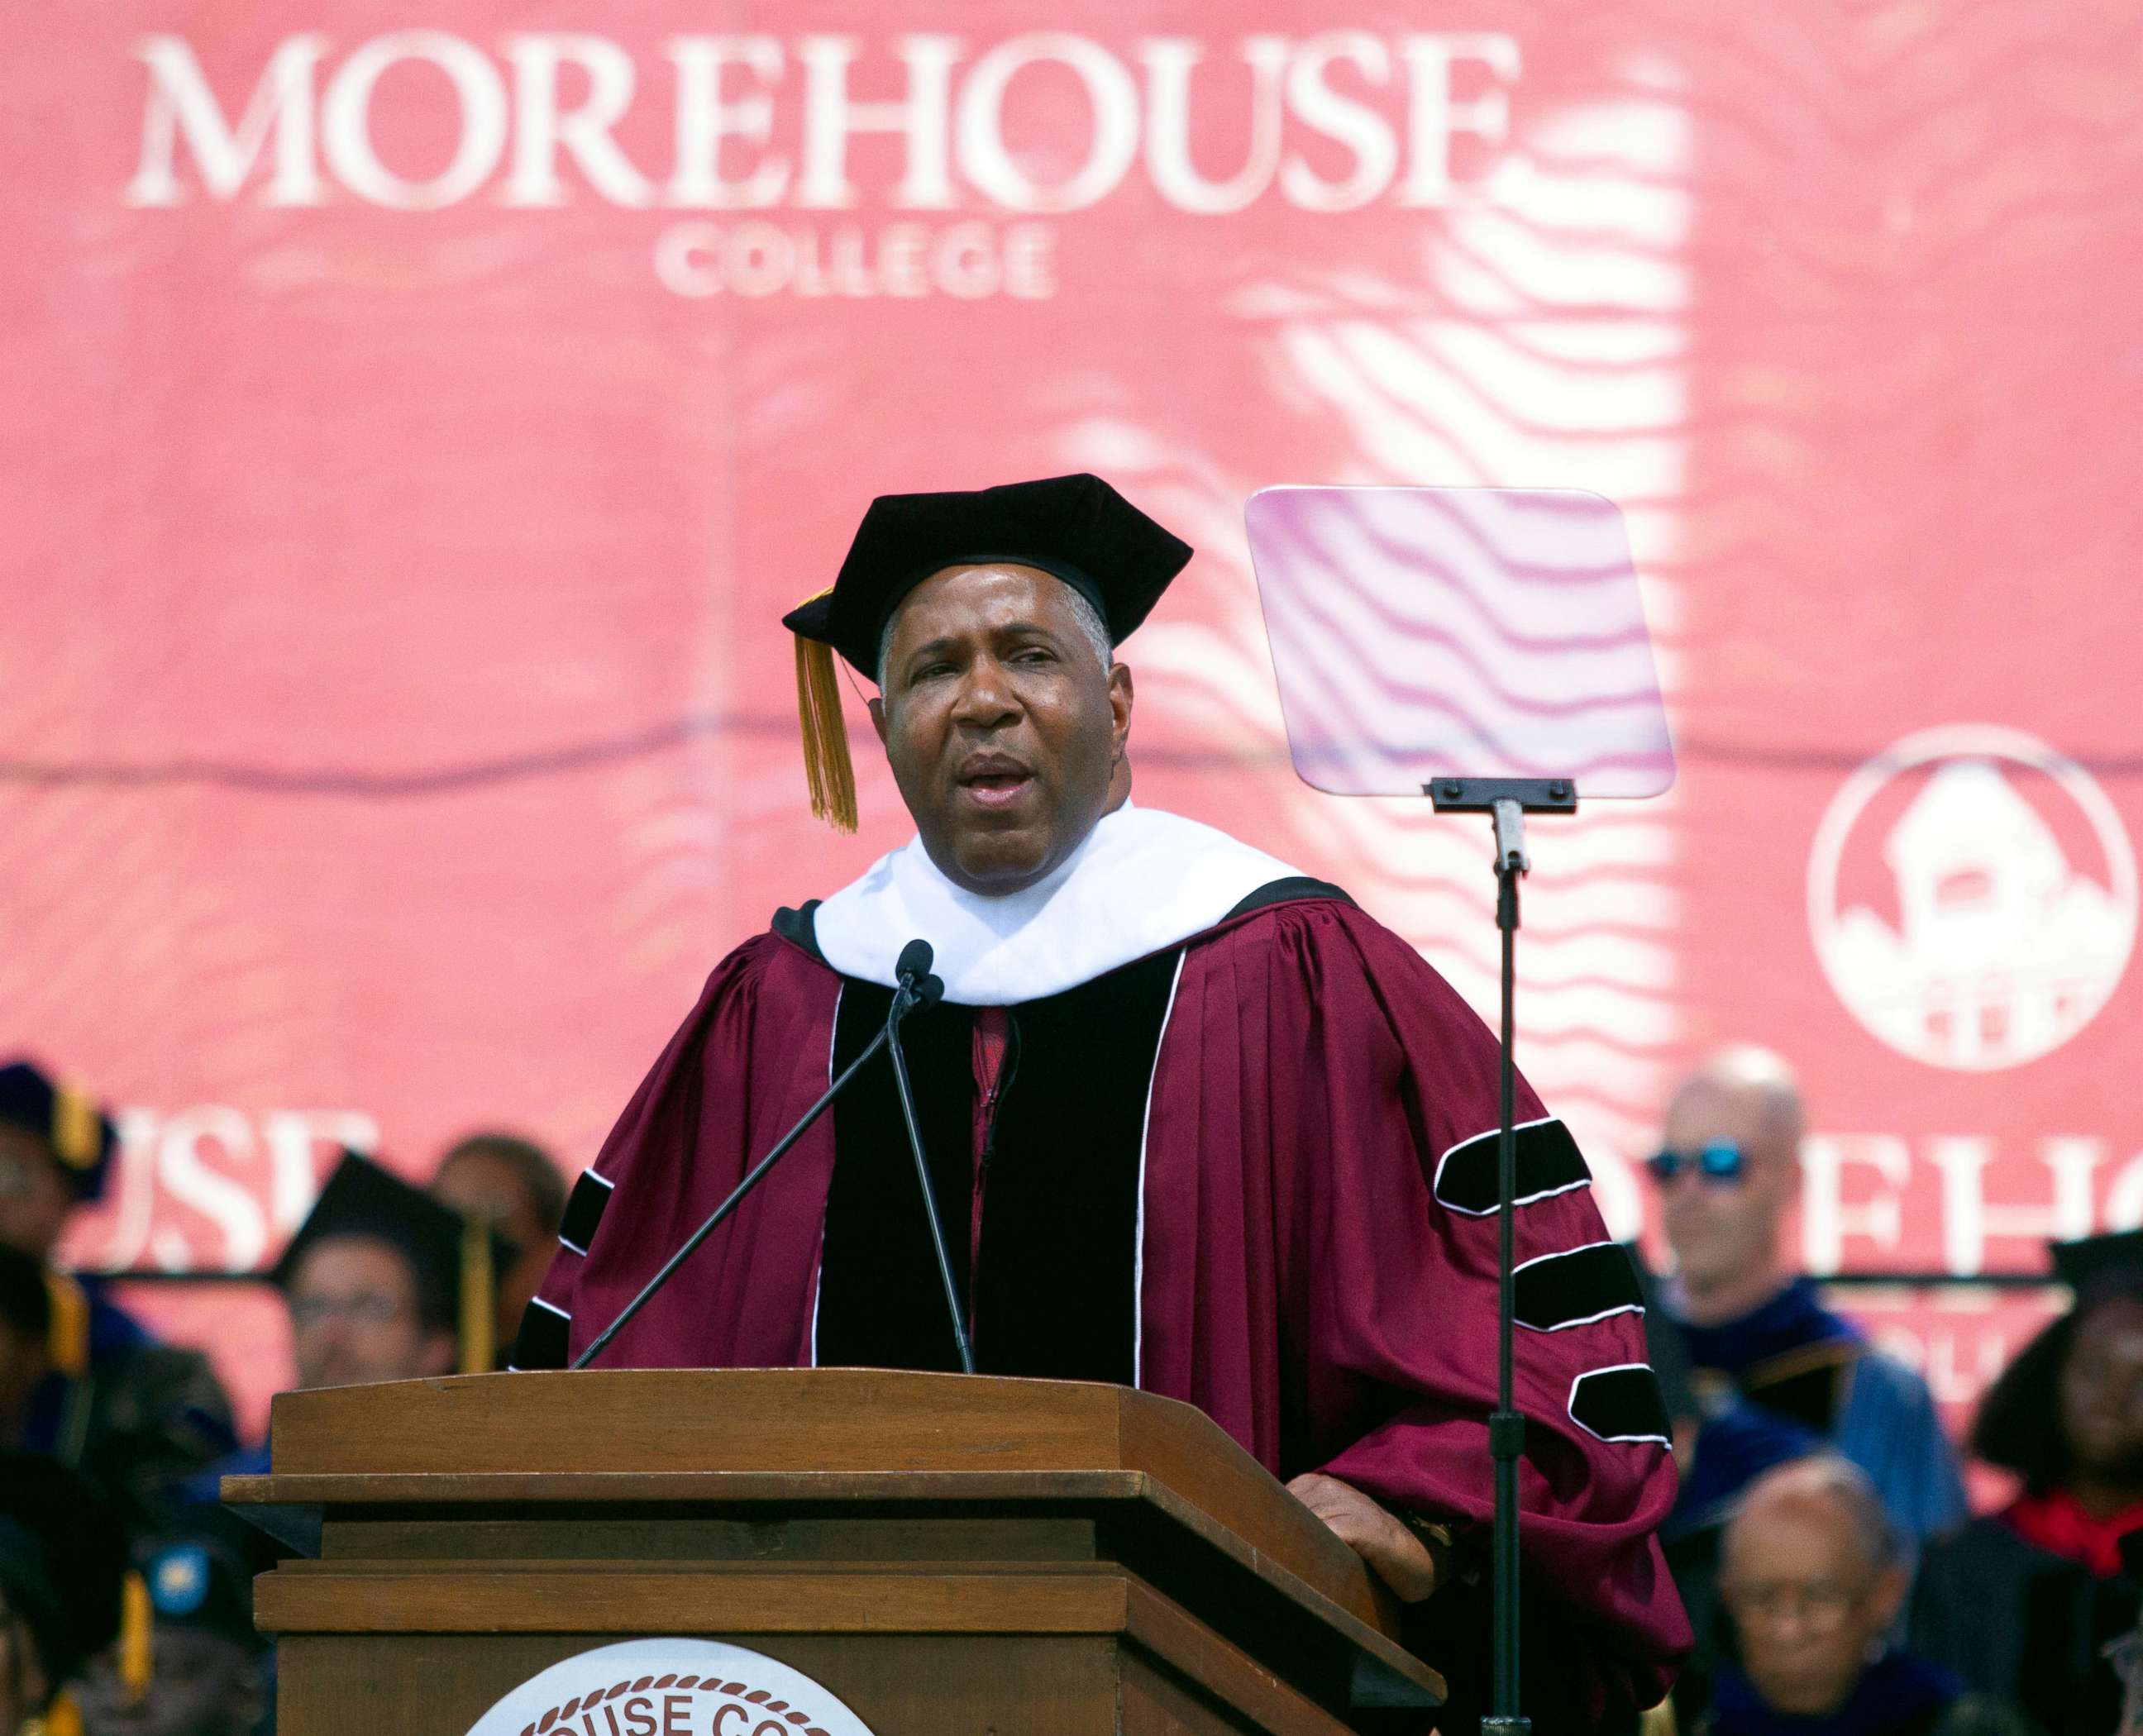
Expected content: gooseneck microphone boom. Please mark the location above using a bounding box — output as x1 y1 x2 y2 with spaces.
571 935 949 1371
883 939 974 1374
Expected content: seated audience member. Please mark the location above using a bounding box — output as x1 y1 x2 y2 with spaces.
428 1133 566 1366
1642 1049 1966 1700
0 1451 130 1736
204 1151 500 1481
0 1250 47 1449
279 1151 501 1393
0 1061 234 1522
1704 1457 2021 1736
1912 1230 2143 1736
77 1523 266 1736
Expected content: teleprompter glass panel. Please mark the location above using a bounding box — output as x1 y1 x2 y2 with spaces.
1243 486 1673 799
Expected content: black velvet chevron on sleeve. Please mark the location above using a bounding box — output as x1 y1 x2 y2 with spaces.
1513 1242 1644 1332
1568 1364 1672 1445
509 1298 570 1371
1433 1118 1592 1216
558 1170 614 1255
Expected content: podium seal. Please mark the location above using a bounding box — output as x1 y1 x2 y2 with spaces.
465 1638 880 1736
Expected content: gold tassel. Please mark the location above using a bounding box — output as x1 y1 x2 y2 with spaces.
45 1271 89 1378
41 1688 87 1736
52 1083 100 1172
459 1217 494 1375
794 590 858 832
120 1571 153 1700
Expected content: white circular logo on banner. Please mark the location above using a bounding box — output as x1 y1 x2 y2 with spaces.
463 1639 879 1736
1808 725 2137 1071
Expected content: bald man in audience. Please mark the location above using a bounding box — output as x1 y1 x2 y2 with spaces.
1640 1047 1965 1707
1702 1458 2021 1736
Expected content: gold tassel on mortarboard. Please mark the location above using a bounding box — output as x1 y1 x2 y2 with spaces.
793 588 858 833
41 1689 87 1736
44 1271 89 1378
51 1083 100 1172
120 1570 153 1700
458 1217 495 1375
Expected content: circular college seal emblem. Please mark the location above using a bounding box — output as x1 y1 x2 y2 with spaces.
1807 725 2137 1071
463 1639 879 1736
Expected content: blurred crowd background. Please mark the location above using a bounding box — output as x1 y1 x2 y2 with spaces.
6 2 2141 1734
12 1051 2143 1736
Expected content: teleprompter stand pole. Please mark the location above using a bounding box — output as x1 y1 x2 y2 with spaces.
1427 774 1577 1736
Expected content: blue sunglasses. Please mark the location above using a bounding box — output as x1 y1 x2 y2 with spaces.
1647 1141 1747 1185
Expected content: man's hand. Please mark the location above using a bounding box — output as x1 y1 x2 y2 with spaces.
1286 1471 1440 1603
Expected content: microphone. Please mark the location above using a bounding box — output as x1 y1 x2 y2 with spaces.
883 941 973 1374
894 939 946 1011
570 935 951 1371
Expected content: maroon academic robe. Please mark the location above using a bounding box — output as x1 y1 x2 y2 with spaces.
523 891 1689 1717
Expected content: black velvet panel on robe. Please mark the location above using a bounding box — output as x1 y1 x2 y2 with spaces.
814 950 1181 1382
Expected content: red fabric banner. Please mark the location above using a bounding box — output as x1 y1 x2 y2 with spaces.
3 4 2134 1438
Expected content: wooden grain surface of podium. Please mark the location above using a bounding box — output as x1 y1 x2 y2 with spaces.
225 1369 1444 1736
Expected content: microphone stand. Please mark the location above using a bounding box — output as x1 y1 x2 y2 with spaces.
885 988 976 1375
1427 773 1577 1736
572 956 944 1371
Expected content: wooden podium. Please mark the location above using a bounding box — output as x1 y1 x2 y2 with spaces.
226 1370 1444 1736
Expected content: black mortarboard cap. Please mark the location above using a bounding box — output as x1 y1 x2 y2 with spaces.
274 1152 509 1373
0 1451 128 1694
785 473 1193 673
779 474 1193 831
0 1057 117 1202
2050 1228 2143 1307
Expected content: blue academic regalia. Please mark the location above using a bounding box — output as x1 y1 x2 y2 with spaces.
1703 1653 1963 1736
1669 1277 1967 1542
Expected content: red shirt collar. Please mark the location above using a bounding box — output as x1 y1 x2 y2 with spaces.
2002 1486 2143 1578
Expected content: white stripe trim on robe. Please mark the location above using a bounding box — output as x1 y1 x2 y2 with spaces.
1133 951 1188 1389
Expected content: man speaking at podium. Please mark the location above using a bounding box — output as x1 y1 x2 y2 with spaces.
514 475 1688 1727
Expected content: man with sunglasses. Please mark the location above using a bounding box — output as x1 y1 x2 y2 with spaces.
1641 1047 1966 1716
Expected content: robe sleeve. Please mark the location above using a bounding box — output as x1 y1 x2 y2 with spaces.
1167 898 1689 1717
511 931 844 1373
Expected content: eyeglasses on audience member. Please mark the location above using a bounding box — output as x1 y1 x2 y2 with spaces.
286 1292 411 1331
1720 1572 1871 1633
